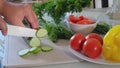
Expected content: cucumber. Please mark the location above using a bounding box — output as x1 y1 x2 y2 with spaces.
23 37 41 47
23 27 47 48
92 22 112 35
29 37 41 47
18 46 54 57
18 49 30 57
30 47 41 54
36 28 48 38
41 46 53 52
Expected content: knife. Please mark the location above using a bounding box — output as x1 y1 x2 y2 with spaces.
7 24 37 37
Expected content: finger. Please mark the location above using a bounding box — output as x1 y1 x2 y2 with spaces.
6 17 25 27
25 5 39 29
10 21 25 27
25 11 39 29
0 17 7 36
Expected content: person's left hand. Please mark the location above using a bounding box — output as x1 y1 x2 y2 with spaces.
0 16 7 35
1 2 39 29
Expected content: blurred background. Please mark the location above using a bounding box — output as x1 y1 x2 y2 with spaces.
7 0 113 9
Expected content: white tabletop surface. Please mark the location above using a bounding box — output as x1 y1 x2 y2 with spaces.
1 8 120 68
26 62 120 68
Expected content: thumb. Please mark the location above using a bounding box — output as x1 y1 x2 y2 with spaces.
0 16 7 36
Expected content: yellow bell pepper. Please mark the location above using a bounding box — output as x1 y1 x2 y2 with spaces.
103 25 120 62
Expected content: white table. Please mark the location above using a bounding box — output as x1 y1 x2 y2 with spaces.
1 8 120 68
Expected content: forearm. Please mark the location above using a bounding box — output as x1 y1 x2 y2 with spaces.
0 0 7 14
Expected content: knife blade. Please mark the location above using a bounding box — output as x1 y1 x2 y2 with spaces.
7 25 37 37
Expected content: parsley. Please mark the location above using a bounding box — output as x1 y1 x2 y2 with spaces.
33 0 92 42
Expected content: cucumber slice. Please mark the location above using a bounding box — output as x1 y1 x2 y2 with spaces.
30 47 41 54
41 46 53 52
18 49 30 57
36 28 48 38
29 37 41 47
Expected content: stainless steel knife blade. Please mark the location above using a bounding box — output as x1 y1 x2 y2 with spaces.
7 24 37 37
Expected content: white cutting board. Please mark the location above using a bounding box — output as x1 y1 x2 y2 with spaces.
2 10 105 68
2 36 81 68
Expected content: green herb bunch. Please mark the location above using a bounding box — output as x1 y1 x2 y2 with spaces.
33 0 91 23
33 0 92 42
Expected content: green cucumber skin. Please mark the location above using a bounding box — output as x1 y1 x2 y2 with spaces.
18 49 30 57
41 46 53 52
42 49 53 52
35 28 40 38
30 47 41 54
19 53 29 57
32 48 41 54
92 22 112 35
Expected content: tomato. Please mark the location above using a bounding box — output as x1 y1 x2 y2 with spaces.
70 33 86 51
79 16 89 20
82 38 102 58
69 15 95 24
85 33 103 45
79 16 84 20
76 19 94 24
69 14 80 23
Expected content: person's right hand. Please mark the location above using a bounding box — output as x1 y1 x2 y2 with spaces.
1 2 39 29
0 16 7 36
0 1 39 36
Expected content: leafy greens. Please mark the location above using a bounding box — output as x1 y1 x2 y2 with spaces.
33 0 92 42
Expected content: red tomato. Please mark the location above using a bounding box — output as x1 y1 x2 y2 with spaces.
79 16 84 20
76 19 94 24
69 14 80 23
82 38 102 58
79 16 89 20
70 33 86 51
85 33 103 45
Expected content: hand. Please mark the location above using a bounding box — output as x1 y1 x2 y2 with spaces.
0 16 7 35
1 2 39 29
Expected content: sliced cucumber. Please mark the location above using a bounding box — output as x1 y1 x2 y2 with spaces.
23 37 41 47
41 46 53 52
18 46 54 57
18 49 30 57
23 28 47 47
30 47 41 54
28 37 41 47
36 28 48 38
